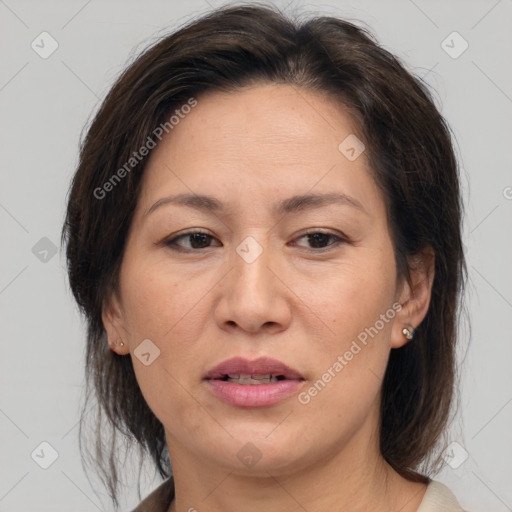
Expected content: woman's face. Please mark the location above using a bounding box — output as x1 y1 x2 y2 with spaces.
104 83 425 476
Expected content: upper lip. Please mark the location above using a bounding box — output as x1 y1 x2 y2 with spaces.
204 357 304 380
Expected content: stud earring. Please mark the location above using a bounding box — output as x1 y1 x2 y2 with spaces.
118 339 125 347
402 325 415 340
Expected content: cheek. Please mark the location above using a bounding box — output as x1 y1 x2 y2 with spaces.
119 256 211 391
120 263 209 426
119 256 207 342
299 249 396 400
304 253 396 348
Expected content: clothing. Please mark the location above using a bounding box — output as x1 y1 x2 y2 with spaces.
131 477 465 512
417 481 466 511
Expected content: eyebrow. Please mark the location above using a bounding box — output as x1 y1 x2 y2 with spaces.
144 192 366 218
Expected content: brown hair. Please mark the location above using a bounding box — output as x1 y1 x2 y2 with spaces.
62 3 466 508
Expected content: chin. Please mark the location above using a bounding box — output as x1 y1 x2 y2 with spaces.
201 428 316 476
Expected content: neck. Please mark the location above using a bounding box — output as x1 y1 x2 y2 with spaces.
166 414 427 512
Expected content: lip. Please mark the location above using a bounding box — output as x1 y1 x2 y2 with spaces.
204 356 304 380
204 357 305 408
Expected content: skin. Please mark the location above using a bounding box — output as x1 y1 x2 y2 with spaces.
103 83 435 512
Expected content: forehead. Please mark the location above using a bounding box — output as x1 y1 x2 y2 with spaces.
138 83 381 216
162 83 359 160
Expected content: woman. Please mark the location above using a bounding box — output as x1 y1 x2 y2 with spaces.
62 4 467 511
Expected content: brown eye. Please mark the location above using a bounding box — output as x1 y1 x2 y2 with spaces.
294 231 347 250
305 233 335 249
164 231 221 251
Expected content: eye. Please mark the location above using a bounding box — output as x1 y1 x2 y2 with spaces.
161 229 348 252
292 231 348 251
162 230 221 251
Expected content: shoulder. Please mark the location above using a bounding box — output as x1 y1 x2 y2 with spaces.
417 480 466 512
131 477 175 512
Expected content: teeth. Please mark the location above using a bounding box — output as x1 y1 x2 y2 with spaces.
226 373 280 384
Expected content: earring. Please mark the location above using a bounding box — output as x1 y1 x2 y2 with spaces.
108 339 125 348
402 325 415 340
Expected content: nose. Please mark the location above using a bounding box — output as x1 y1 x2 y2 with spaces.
214 238 292 335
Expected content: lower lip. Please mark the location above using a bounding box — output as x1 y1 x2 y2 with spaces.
205 379 304 407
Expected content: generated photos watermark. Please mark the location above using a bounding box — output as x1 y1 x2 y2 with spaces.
93 97 197 200
298 302 402 405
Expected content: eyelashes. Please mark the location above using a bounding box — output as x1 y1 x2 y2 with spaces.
164 231 220 251
294 232 347 250
161 229 350 253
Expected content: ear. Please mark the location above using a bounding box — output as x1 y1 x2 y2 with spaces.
102 288 130 355
391 246 435 349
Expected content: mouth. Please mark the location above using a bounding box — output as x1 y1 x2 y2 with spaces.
204 357 305 407
218 373 289 384
204 356 304 382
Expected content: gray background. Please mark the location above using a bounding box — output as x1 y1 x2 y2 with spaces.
1 0 511 510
